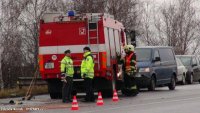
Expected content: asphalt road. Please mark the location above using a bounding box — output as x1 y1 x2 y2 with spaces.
1 83 200 113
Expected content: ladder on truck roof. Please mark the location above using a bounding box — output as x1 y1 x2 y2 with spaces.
87 14 101 70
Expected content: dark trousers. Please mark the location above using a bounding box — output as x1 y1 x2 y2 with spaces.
124 73 137 88
62 76 73 102
122 73 138 96
84 78 95 101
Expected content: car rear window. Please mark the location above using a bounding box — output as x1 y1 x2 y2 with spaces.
178 57 192 66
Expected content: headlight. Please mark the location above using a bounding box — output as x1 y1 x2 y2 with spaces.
139 67 150 72
135 73 142 77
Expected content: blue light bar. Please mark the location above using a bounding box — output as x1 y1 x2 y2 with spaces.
68 10 75 16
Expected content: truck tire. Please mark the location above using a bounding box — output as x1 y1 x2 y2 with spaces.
71 89 77 96
49 92 62 99
187 74 193 84
95 77 114 98
148 77 156 91
101 89 113 98
47 79 62 99
95 64 118 98
50 93 58 99
168 76 176 90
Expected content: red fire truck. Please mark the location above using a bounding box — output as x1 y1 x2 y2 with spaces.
39 12 128 99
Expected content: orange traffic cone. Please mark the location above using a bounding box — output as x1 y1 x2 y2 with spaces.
112 89 119 102
71 96 79 110
96 92 104 106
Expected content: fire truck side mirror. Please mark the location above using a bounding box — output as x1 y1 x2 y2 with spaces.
130 30 136 47
121 30 125 45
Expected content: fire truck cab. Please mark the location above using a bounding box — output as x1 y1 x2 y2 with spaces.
39 12 127 99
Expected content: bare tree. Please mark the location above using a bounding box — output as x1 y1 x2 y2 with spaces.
141 0 200 55
191 24 200 54
0 1 3 90
74 0 107 13
73 0 141 31
0 48 3 90
160 0 200 54
0 0 70 88
106 0 140 30
140 1 154 46
0 54 3 90
0 0 29 88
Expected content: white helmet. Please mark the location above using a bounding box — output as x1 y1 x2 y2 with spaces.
124 45 134 52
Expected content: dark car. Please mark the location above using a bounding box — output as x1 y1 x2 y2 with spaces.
176 55 200 84
135 46 177 91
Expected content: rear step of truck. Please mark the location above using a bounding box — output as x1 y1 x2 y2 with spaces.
73 79 84 82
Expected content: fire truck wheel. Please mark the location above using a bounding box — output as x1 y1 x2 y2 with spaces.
71 90 77 96
101 89 113 98
47 79 62 99
49 93 62 99
58 93 62 99
50 93 57 99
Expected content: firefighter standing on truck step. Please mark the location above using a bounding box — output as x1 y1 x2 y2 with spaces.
121 45 139 96
81 47 95 102
60 50 74 103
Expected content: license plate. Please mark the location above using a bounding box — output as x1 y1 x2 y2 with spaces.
45 62 54 69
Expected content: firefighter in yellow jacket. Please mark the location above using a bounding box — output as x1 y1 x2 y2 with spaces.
60 50 74 103
81 47 95 102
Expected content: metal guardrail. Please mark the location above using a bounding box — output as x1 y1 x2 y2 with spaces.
17 77 47 89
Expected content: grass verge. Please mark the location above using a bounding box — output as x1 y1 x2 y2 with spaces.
0 85 48 99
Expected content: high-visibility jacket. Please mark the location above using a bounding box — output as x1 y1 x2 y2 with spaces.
60 56 74 77
125 51 137 74
81 52 94 79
